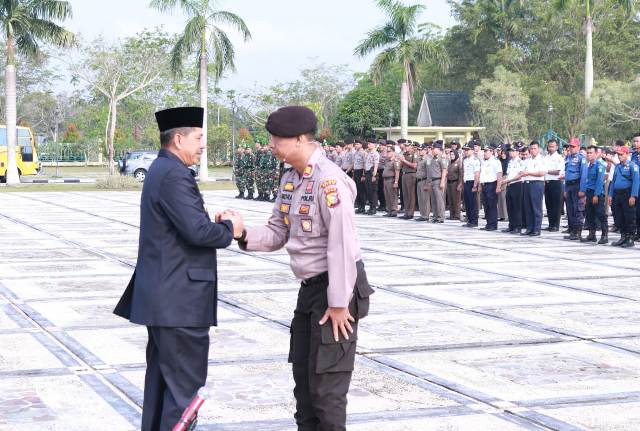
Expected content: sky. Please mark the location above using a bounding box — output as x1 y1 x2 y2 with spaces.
66 0 455 94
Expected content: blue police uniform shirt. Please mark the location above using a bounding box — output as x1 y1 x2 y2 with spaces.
564 152 588 190
582 159 606 195
632 151 640 165
609 160 640 197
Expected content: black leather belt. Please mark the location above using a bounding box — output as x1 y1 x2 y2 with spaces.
566 179 579 185
302 272 329 286
431 177 441 181
417 177 427 182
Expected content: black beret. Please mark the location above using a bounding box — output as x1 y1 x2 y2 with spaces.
397 138 407 144
155 107 204 132
433 140 444 149
366 137 376 144
386 140 396 145
265 106 317 137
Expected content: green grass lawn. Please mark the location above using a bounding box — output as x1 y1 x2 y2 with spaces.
0 180 236 193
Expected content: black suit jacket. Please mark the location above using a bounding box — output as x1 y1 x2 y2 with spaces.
114 149 233 327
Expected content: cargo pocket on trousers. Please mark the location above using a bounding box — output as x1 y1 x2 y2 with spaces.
288 314 310 364
355 261 374 319
315 321 357 374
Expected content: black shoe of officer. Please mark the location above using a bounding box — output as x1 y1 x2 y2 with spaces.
621 235 635 248
569 228 581 240
235 193 244 199
366 208 377 215
634 232 640 241
581 230 597 243
246 193 254 200
611 235 626 246
563 228 575 240
562 227 571 234
598 227 609 245
355 208 366 214
611 225 620 233
501 228 514 233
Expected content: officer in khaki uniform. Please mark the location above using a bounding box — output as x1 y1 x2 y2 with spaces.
238 106 374 431
447 149 463 220
382 142 401 217
415 144 432 222
429 140 448 223
400 143 418 219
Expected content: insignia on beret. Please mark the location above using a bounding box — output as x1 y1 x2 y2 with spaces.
321 179 337 188
325 190 340 208
299 204 310 215
303 165 314 178
284 182 295 192
301 219 313 232
280 203 291 213
283 215 289 226
305 181 314 193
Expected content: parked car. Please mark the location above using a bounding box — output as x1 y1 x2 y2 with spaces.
118 150 158 181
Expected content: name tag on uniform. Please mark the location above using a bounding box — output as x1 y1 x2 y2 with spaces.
305 181 314 193
299 204 310 215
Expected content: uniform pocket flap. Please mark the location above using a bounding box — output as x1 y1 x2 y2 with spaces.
355 261 374 299
187 268 216 281
320 321 358 345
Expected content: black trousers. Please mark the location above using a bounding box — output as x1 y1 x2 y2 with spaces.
289 262 372 431
565 181 585 229
142 326 209 431
523 181 545 232
364 169 378 209
463 181 478 225
377 171 385 208
544 180 562 229
506 182 523 230
585 189 607 232
354 169 366 210
613 188 636 235
481 181 498 229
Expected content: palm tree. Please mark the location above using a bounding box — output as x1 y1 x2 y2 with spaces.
0 0 74 185
553 0 635 101
151 0 250 181
354 0 448 139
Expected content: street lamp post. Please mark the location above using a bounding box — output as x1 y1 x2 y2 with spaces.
548 103 554 132
54 106 60 177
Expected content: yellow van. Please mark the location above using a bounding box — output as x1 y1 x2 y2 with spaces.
0 125 40 181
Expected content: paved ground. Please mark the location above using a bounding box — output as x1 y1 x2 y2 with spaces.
1 190 640 430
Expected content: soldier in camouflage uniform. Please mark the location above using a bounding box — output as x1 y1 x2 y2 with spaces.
267 147 280 202
234 146 246 199
242 145 256 200
256 143 271 201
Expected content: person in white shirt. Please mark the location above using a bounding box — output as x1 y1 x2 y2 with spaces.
462 142 481 227
479 144 503 230
521 141 547 236
543 139 565 231
501 143 525 233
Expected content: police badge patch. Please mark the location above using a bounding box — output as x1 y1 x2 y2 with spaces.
325 190 340 208
284 182 295 192
301 219 312 232
303 165 314 178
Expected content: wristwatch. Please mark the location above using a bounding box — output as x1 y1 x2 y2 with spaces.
235 228 247 242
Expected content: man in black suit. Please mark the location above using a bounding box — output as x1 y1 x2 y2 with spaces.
114 107 243 431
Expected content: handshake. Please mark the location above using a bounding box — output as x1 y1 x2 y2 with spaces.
215 209 245 240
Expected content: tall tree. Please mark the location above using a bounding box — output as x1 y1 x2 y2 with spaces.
553 0 636 100
151 0 251 181
0 0 74 184
354 0 448 139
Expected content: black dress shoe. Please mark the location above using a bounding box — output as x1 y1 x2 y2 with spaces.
414 217 428 221
501 228 514 233
528 231 541 236
548 227 559 232
511 229 522 234
482 226 497 231
521 230 533 235
401 215 414 220
464 223 478 228
355 208 365 214
383 213 397 217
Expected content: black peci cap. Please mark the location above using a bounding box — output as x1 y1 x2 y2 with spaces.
265 106 317 138
155 107 204 132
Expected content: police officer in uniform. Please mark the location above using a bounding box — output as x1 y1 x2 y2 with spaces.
581 145 608 244
563 138 588 240
382 142 401 217
114 107 243 430
521 141 546 236
429 140 448 223
461 142 481 227
238 106 373 431
400 142 418 219
377 139 387 211
342 139 354 178
544 138 564 231
353 139 367 213
609 146 639 247
501 143 524 233
364 138 380 215
415 143 432 222
479 144 503 230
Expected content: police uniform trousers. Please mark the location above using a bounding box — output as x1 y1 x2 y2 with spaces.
446 180 461 220
506 182 523 231
481 181 498 229
402 172 417 217
383 177 398 215
565 180 585 230
497 188 508 220
430 178 446 221
544 180 563 229
585 189 607 232
142 326 209 431
612 188 636 235
398 171 404 210
417 178 432 218
364 169 378 210
463 181 478 226
354 169 366 210
523 180 544 233
377 171 386 208
289 262 372 431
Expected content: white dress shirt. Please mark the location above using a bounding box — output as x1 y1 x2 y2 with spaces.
544 152 564 181
506 157 524 183
463 157 481 182
480 157 502 183
523 154 546 182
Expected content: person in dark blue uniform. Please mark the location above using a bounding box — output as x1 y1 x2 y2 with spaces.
609 146 639 248
563 137 588 240
581 145 608 244
113 107 243 431
631 132 640 239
